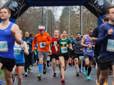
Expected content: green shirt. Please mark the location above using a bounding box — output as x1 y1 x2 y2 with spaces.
59 38 70 54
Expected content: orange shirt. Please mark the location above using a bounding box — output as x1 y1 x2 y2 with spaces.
32 32 51 52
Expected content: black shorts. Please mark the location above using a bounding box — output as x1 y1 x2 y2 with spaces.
16 63 25 66
98 61 114 70
73 54 80 59
0 57 15 72
84 55 94 61
50 54 59 61
83 55 95 65
59 53 69 60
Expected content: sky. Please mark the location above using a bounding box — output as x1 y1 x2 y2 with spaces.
52 6 80 21
0 0 9 7
0 0 64 21
51 7 64 21
0 0 78 21
43 7 64 21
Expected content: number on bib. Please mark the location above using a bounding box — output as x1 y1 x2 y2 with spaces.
107 39 114 52
40 42 45 48
61 47 68 53
0 41 8 52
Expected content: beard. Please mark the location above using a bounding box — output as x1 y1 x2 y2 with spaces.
76 37 80 41
40 31 45 35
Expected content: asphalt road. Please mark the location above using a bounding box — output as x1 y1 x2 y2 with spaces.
22 66 98 85
0 66 112 85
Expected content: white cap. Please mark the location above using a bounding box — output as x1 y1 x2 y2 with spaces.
38 25 45 30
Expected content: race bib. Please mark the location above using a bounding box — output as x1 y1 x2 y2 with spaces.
47 56 50 61
61 47 68 53
54 41 57 45
27 44 29 50
14 48 22 55
79 56 84 60
107 39 114 52
0 41 8 52
40 42 45 48
86 48 93 53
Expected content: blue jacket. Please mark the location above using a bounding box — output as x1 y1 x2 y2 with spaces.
23 37 33 52
97 23 114 59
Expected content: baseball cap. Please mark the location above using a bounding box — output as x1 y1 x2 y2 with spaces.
38 25 45 31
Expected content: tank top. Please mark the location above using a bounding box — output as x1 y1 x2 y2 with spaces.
0 22 15 59
14 44 25 64
83 35 94 57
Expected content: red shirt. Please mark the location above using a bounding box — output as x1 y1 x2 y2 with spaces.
51 37 60 54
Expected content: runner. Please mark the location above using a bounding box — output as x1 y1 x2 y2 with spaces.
68 35 75 66
58 31 73 84
33 46 38 65
97 6 114 85
81 29 94 80
0 7 23 85
50 29 60 77
32 25 51 80
14 30 29 85
23 32 33 76
72 33 83 77
62 30 68 38
92 15 109 85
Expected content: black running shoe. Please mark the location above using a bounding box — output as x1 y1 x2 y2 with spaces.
43 70 46 74
37 76 41 81
24 72 28 77
76 73 79 77
53 73 56 77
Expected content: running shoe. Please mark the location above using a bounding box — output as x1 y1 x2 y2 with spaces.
61 79 65 84
37 75 42 81
76 73 79 77
53 73 56 77
43 70 46 74
24 72 28 77
86 76 92 80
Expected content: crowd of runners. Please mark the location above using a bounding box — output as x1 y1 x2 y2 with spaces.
1 5 114 85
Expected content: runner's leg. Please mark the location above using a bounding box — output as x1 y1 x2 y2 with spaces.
4 69 13 85
59 56 65 81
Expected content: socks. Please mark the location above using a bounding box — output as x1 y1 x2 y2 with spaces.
85 66 92 76
47 61 50 67
87 66 91 76
75 65 79 73
37 64 43 76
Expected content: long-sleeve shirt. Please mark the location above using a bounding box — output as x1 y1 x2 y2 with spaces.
97 23 114 58
23 37 33 53
32 32 51 52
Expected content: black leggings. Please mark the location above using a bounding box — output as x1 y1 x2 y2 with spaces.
24 53 33 72
85 66 92 76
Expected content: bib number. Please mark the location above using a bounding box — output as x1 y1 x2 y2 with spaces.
54 41 57 45
14 48 21 55
40 42 46 48
61 47 68 53
0 41 8 52
107 39 114 52
47 56 50 61
86 48 92 53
